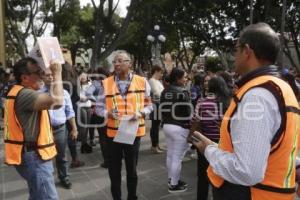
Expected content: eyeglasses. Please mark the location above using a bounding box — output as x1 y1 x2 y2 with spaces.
112 60 131 65
26 69 43 76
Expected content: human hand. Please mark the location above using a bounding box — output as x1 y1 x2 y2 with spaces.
191 131 216 154
187 131 194 143
130 111 142 121
49 60 62 75
70 129 78 140
107 109 118 119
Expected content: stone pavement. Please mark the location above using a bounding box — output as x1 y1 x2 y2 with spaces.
0 124 203 200
1 123 300 200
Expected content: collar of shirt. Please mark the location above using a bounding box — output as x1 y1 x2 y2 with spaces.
115 73 132 82
39 86 68 126
39 86 49 93
115 73 133 97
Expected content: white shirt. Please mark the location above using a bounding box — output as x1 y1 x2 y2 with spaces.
148 78 164 102
78 82 92 108
205 87 281 186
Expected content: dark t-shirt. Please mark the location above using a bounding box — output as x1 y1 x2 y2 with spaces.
15 88 40 142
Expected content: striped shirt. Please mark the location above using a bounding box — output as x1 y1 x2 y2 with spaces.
205 88 281 186
191 96 222 141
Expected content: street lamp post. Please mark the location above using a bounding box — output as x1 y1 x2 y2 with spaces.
147 25 166 67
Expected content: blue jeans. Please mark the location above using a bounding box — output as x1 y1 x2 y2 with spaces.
15 151 59 200
53 124 69 181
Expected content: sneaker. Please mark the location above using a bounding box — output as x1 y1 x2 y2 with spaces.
178 180 188 187
100 162 108 169
158 145 166 151
168 179 188 187
81 143 93 154
168 184 187 193
60 179 72 189
70 160 85 168
90 140 97 147
151 146 163 154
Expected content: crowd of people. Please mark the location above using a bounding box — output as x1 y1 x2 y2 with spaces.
2 22 300 200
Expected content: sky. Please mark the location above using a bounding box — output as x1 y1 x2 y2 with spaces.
80 0 131 17
27 0 131 50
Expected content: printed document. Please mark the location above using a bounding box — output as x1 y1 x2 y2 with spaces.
113 115 139 145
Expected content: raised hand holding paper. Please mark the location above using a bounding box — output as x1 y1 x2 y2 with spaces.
28 37 65 69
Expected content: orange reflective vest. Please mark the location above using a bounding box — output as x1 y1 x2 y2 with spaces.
103 75 148 138
207 75 300 200
3 85 57 165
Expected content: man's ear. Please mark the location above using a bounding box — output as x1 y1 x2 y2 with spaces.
20 74 28 83
244 44 254 59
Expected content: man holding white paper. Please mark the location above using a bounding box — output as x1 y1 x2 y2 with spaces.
95 51 152 200
3 57 63 200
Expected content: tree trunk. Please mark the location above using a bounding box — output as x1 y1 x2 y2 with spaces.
90 0 138 69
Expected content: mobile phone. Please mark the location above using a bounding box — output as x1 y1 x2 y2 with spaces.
191 135 201 142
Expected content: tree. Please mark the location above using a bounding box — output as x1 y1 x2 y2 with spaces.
60 3 94 65
205 57 223 73
89 0 141 68
5 0 53 57
51 0 81 41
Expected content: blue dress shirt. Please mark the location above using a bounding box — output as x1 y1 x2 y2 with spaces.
40 86 75 126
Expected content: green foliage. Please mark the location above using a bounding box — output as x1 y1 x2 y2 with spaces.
205 57 223 73
5 0 54 56
5 0 300 72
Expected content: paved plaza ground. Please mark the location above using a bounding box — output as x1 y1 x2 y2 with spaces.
0 123 203 200
1 122 300 200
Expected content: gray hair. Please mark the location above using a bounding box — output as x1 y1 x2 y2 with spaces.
114 50 132 61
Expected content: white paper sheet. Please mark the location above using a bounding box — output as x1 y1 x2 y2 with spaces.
28 37 65 69
113 115 139 145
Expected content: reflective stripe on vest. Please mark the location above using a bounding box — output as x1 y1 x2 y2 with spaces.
207 76 300 198
103 75 147 137
3 85 57 165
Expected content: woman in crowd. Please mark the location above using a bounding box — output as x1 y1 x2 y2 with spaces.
148 65 164 154
61 62 85 168
190 73 204 107
86 67 110 168
78 72 93 153
160 68 192 193
190 76 231 200
203 74 212 97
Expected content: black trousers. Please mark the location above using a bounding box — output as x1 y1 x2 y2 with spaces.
89 113 108 163
197 151 209 200
212 181 251 200
107 137 141 200
66 121 77 161
150 103 161 147
197 138 219 200
150 118 160 147
97 125 108 164
89 113 98 142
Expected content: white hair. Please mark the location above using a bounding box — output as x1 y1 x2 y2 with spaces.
114 50 131 61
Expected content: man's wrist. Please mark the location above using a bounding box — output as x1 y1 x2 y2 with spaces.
139 110 145 117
